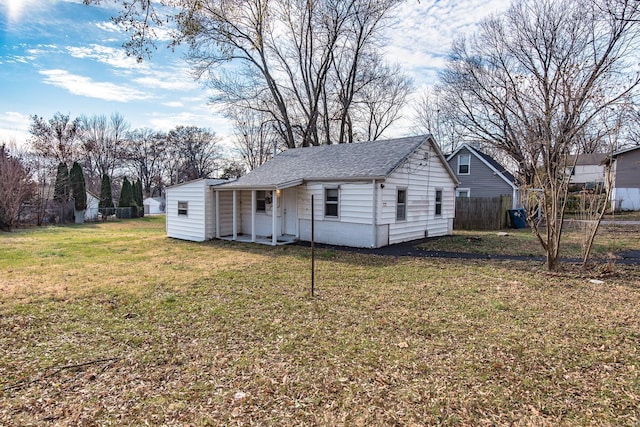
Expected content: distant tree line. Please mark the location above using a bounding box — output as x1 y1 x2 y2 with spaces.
0 112 242 229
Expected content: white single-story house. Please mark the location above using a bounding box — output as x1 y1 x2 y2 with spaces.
166 135 458 247
143 197 165 214
566 153 607 187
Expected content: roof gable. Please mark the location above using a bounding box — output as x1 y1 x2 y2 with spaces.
220 135 456 189
447 143 517 188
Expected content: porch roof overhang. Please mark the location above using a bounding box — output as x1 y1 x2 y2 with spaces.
212 176 387 191
211 179 303 191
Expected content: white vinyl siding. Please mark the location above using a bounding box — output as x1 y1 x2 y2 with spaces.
297 182 377 247
382 144 455 244
396 188 407 221
324 187 339 218
166 179 222 242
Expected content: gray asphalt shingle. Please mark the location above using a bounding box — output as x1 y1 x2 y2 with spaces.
219 135 431 188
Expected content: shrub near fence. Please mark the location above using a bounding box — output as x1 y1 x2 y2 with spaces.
454 195 513 230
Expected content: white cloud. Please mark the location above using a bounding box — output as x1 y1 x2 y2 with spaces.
39 69 153 102
66 44 147 71
162 101 184 108
147 111 232 134
134 73 198 91
385 0 511 86
0 112 32 147
95 21 121 33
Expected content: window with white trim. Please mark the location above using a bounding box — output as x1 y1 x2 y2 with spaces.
435 190 443 216
178 201 188 216
324 187 339 217
396 188 407 221
458 154 470 175
456 188 470 198
256 190 266 212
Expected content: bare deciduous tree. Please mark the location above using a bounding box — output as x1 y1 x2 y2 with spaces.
412 87 467 154
126 128 167 197
229 108 279 171
79 113 129 192
439 0 640 270
29 112 80 166
85 0 409 147
0 144 34 231
167 126 222 183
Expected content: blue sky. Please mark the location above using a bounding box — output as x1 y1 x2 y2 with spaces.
0 0 510 148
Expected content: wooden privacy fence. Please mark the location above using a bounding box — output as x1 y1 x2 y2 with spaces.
454 195 513 230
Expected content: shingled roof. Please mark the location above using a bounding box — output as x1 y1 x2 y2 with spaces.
218 135 452 189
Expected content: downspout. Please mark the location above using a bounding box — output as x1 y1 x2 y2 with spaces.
232 190 237 240
372 179 377 248
215 190 220 239
251 190 256 242
271 189 277 246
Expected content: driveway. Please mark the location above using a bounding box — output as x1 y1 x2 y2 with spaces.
297 237 640 265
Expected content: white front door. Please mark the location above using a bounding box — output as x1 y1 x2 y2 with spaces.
282 187 298 236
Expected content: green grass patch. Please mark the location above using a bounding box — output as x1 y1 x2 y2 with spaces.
1 216 639 425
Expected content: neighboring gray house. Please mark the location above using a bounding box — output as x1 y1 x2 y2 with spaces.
165 135 458 247
606 146 640 211
447 143 519 208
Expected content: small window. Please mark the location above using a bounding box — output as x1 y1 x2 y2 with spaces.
256 190 266 212
324 188 339 217
456 189 470 198
178 201 188 216
435 190 442 216
458 154 470 175
396 189 406 221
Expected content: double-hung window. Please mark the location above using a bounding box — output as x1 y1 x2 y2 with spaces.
178 201 188 216
458 154 470 175
396 188 407 221
256 190 266 212
435 190 442 216
324 187 339 217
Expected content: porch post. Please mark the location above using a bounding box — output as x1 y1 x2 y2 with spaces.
251 190 256 242
232 190 237 240
271 189 277 245
215 190 220 239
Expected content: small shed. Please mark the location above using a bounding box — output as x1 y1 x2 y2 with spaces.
165 179 227 242
84 191 100 222
143 197 165 214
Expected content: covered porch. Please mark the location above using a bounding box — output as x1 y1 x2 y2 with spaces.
213 183 300 246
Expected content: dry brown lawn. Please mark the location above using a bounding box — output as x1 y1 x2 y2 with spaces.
1 216 639 426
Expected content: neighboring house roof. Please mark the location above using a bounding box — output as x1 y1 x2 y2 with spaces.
218 135 457 190
86 190 100 200
567 153 608 166
144 197 165 204
447 143 517 188
612 145 640 158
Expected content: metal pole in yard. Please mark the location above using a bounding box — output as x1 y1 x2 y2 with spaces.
311 194 315 297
